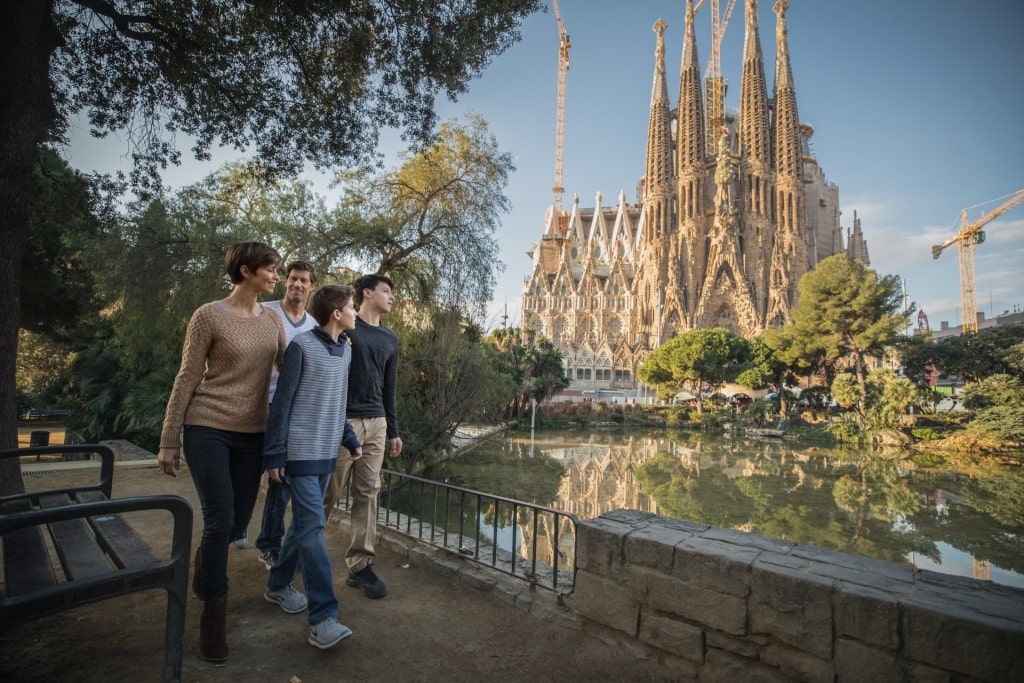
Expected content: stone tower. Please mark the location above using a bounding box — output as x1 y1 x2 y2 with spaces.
521 0 867 395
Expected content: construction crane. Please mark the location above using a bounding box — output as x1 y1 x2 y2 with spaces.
551 0 570 233
931 188 1024 334
695 0 737 148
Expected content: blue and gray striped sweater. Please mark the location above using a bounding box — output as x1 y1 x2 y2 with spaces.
263 327 360 475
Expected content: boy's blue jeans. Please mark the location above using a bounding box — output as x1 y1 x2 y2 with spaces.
268 472 338 626
256 478 290 554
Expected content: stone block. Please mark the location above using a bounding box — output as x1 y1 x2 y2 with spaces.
702 648 789 683
675 536 760 597
761 641 835 682
626 521 696 573
905 662 952 683
574 570 640 636
756 551 807 571
648 572 747 635
902 598 1024 682
576 517 632 576
639 611 705 663
835 638 902 683
793 543 914 587
835 582 900 650
800 546 915 593
600 509 656 525
750 558 834 659
706 629 762 658
699 527 796 554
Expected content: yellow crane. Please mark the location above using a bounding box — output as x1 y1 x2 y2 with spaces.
932 188 1024 334
551 0 570 232
695 0 737 146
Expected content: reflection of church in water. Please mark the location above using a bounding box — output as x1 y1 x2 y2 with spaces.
520 0 869 394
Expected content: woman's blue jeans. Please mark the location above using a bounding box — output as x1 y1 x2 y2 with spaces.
184 425 264 597
268 472 338 626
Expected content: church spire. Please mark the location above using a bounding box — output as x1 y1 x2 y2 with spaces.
677 0 706 173
772 0 802 184
644 18 674 204
765 0 807 327
738 0 772 175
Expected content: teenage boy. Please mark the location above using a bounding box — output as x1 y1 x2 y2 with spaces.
249 261 318 567
263 285 362 649
323 273 402 599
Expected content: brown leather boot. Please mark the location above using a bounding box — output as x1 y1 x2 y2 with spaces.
198 593 229 663
191 547 204 599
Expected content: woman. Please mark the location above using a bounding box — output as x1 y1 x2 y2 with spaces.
157 241 286 663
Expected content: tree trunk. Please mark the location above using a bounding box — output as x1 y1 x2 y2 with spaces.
0 0 61 496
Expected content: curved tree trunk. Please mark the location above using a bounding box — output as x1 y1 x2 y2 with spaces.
0 0 61 496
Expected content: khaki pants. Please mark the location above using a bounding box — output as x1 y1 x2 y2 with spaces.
324 417 387 573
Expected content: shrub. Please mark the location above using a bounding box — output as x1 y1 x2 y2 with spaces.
910 427 941 442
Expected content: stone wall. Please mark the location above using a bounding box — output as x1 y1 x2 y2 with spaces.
574 510 1024 682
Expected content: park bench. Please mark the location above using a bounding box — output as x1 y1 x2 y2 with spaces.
0 444 192 683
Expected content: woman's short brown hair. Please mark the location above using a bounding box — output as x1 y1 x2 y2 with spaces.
224 242 281 284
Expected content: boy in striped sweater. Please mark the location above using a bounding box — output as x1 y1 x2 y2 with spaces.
262 285 362 649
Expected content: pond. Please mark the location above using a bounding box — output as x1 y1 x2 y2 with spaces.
425 428 1024 589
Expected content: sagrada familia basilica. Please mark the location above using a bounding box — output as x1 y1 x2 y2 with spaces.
520 0 870 394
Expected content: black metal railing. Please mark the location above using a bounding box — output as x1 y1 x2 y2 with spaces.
331 469 579 593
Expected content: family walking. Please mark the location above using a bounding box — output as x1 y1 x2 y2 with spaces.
157 241 400 660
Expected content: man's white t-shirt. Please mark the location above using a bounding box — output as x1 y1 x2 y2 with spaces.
264 300 317 403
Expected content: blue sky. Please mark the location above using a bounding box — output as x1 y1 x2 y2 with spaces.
67 1 1024 333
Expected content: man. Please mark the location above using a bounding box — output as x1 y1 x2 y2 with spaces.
248 261 318 567
323 273 402 599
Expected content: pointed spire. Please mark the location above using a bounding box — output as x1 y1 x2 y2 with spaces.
738 0 771 168
773 0 802 181
677 0 706 170
644 19 674 197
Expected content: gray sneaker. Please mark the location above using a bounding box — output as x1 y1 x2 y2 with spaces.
264 584 308 614
308 618 353 649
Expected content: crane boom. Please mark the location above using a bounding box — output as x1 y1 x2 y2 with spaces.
931 188 1024 334
551 0 570 227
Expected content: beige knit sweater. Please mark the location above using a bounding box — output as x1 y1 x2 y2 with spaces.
159 302 286 450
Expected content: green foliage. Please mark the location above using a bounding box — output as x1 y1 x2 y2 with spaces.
967 406 1024 444
486 328 571 420
384 307 515 472
51 1 541 189
665 406 691 428
960 374 1024 410
826 418 867 445
786 255 909 407
638 328 750 414
831 373 861 408
910 427 941 442
333 115 513 310
20 149 103 338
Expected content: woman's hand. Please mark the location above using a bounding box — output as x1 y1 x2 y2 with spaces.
157 447 180 477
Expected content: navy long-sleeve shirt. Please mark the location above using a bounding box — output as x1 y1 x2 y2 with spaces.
347 316 400 440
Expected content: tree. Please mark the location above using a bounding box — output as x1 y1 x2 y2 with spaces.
487 328 571 419
395 306 514 472
329 114 512 312
638 328 750 414
786 255 909 411
1 0 540 495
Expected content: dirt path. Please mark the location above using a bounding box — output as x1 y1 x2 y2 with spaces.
1 463 669 682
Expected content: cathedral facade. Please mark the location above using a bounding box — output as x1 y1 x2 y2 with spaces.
520 0 869 395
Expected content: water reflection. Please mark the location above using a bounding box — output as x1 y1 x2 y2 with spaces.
427 429 1024 589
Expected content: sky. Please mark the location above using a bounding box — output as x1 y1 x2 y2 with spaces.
67 1 1024 333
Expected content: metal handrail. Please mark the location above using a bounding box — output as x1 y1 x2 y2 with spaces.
331 469 579 594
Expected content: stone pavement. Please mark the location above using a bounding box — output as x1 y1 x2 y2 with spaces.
1 459 670 682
